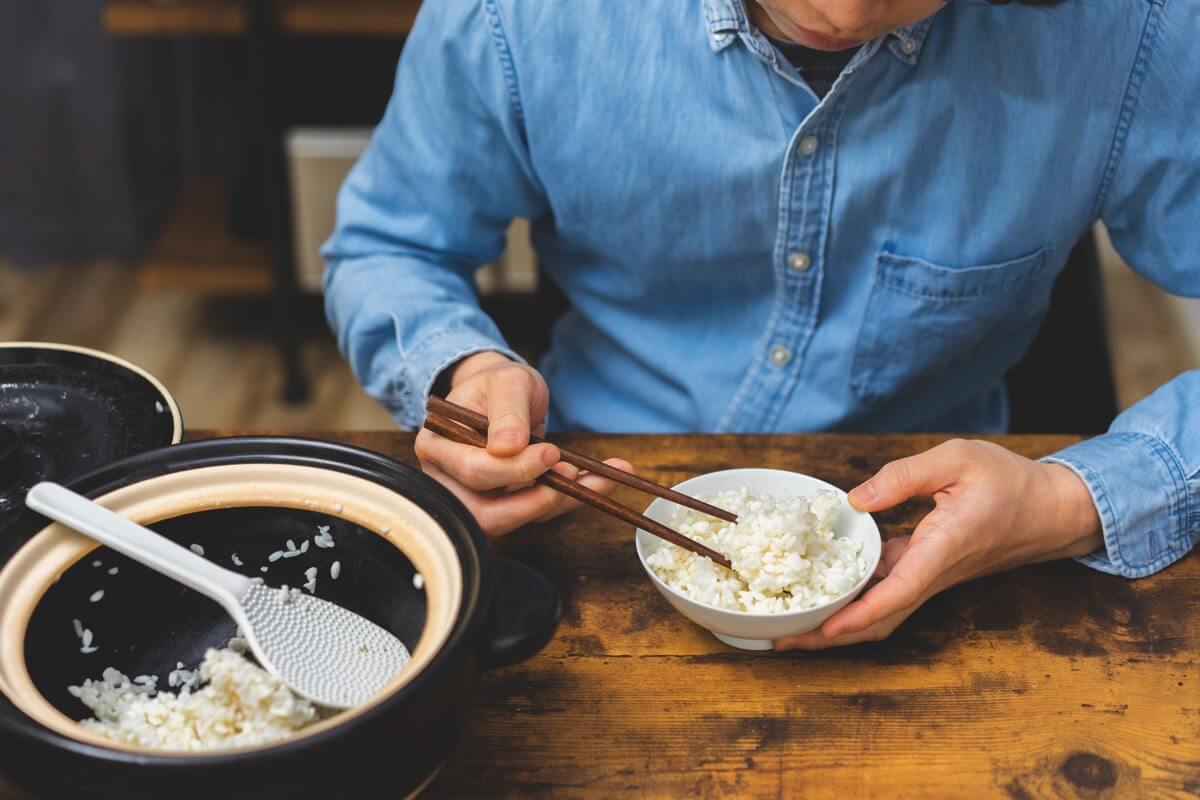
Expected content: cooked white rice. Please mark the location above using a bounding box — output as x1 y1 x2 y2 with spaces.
645 487 865 614
69 648 319 750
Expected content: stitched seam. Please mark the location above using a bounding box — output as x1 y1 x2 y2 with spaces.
1091 0 1164 220
763 89 851 431
482 0 526 130
1137 432 1190 550
875 251 1051 301
1051 431 1188 572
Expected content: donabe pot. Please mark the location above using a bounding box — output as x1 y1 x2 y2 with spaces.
0 437 560 800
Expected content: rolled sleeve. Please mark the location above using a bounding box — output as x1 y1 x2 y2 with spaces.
1044 432 1192 578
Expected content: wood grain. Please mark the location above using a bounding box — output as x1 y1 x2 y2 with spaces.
2 433 1196 799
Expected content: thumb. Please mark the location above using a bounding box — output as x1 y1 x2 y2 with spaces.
848 441 967 512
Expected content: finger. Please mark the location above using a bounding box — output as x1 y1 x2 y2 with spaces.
480 458 628 533
532 458 634 521
419 430 559 492
484 370 541 456
874 535 911 578
847 439 972 512
419 459 558 536
421 458 631 537
774 603 914 650
818 522 952 638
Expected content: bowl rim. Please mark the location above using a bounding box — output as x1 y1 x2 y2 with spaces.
0 436 494 766
635 467 882 619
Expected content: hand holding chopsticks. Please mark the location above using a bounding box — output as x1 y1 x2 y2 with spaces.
423 397 735 569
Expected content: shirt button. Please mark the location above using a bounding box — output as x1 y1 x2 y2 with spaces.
799 135 819 156
900 37 918 55
788 251 812 272
769 345 792 367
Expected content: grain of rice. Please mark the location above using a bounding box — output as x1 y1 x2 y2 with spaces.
92 560 102 568
89 590 104 603
286 539 296 552
330 561 341 580
72 618 84 638
80 645 98 654
107 567 119 576
333 503 344 513
82 629 94 647
412 573 424 590
231 553 243 567
260 566 269 573
299 540 310 554
189 544 205 556
268 551 284 562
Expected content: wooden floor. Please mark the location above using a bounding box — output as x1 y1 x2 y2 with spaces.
0 247 1195 431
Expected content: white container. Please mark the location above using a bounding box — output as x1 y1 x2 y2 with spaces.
287 128 373 292
635 468 882 651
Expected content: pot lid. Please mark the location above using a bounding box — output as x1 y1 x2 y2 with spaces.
0 343 182 522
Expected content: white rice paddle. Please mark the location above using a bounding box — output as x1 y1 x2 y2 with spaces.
26 481 409 709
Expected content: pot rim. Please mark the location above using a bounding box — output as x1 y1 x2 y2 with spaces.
0 436 493 766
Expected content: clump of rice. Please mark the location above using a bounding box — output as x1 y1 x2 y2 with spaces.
645 487 865 614
313 525 335 549
69 648 320 750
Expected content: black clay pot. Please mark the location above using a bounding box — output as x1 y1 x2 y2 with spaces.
0 437 560 800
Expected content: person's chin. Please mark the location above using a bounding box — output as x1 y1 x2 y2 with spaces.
788 24 866 51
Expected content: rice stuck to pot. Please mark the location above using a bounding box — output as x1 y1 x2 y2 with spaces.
69 648 320 750
645 487 866 613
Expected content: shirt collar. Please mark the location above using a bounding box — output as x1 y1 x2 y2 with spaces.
702 0 934 66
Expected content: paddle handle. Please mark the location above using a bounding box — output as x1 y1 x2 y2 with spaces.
26 482 251 610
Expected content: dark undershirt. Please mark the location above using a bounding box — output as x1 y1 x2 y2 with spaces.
767 36 860 99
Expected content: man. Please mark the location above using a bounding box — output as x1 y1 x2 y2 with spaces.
323 0 1199 650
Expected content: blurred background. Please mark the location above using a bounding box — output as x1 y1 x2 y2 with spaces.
1 0 1196 432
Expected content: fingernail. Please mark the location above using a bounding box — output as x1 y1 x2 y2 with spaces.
848 481 876 508
541 448 559 467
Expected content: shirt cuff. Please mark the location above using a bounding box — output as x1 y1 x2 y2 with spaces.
1042 432 1191 578
403 325 524 429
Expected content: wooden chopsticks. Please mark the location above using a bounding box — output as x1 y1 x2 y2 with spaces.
423 399 733 569
427 396 737 523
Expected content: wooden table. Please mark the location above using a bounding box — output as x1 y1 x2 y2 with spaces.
2 433 1197 798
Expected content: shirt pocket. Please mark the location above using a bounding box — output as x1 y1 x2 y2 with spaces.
850 245 1056 404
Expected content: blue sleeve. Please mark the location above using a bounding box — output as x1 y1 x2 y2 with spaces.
321 0 546 428
1045 1 1200 578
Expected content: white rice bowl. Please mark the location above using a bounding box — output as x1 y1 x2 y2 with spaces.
636 469 881 650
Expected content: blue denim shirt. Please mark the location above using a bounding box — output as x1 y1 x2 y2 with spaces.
324 0 1200 579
